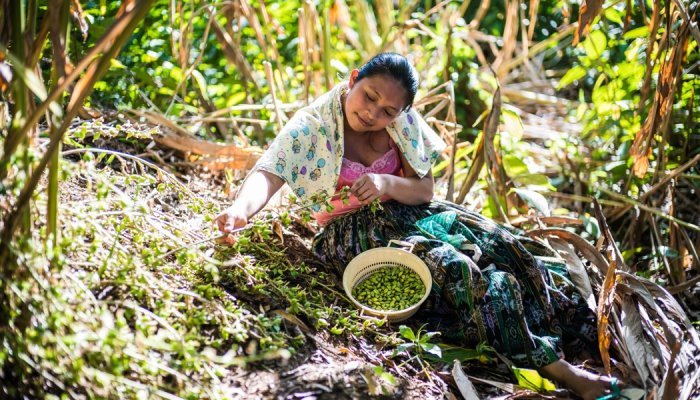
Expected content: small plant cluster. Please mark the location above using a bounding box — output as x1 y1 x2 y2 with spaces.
352 266 425 311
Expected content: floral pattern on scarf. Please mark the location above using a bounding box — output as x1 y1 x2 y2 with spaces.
250 82 446 203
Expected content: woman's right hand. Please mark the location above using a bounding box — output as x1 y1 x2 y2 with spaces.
215 205 248 236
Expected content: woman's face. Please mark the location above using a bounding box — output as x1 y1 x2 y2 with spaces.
343 69 408 133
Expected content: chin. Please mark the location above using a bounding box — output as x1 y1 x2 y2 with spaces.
350 119 370 132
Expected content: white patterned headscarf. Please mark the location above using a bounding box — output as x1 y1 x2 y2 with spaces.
250 82 446 205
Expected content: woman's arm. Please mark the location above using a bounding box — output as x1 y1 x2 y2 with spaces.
216 170 285 233
351 152 434 205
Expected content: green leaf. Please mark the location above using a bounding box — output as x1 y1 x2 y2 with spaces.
392 343 415 357
503 154 529 177
623 26 649 39
398 325 416 341
582 214 600 239
583 30 607 60
110 58 127 69
513 367 557 392
604 8 623 25
512 188 551 216
191 70 209 101
558 65 587 88
512 173 554 190
422 343 486 362
502 109 524 140
421 331 440 342
420 343 442 358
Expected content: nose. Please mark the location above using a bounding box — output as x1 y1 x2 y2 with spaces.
365 107 379 122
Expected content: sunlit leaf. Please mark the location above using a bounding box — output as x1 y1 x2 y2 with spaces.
583 30 607 60
110 59 127 69
512 173 553 189
558 65 587 88
420 342 442 358
398 325 415 341
512 367 557 392
604 8 623 25
512 188 550 216
623 26 649 39
502 109 523 140
192 69 209 101
502 154 528 177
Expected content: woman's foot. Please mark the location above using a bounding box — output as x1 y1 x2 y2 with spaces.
539 359 619 400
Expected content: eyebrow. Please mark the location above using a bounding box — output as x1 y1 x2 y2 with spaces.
369 87 399 114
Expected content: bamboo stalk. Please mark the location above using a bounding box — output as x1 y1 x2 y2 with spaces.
298 6 310 103
263 60 285 130
257 0 288 102
376 0 394 38
322 0 332 91
47 0 70 240
304 0 323 96
10 0 33 235
354 0 379 57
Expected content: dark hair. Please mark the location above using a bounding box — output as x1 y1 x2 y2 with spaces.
356 52 418 111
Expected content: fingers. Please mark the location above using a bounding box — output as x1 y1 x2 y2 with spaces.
215 214 233 233
357 189 377 203
351 174 381 204
215 235 236 245
215 208 247 234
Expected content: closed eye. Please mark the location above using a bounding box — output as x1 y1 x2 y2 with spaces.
365 92 375 102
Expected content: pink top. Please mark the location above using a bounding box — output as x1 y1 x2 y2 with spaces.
313 141 402 226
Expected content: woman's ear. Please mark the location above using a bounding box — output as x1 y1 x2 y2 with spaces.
348 69 360 88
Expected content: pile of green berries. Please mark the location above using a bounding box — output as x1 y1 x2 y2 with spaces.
352 266 425 311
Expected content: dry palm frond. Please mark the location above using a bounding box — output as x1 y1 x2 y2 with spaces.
592 200 700 397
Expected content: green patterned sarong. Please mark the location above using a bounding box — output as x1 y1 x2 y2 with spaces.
312 200 598 368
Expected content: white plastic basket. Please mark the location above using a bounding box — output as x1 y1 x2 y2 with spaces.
343 240 432 322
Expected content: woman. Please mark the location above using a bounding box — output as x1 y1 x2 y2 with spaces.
216 53 619 400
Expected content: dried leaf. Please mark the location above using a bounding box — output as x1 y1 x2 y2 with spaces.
620 300 653 386
527 228 609 276
70 0 89 40
548 238 596 310
272 220 284 244
154 131 262 171
456 130 485 204
452 360 480 400
597 254 617 374
661 342 680 400
483 86 505 190
630 19 690 177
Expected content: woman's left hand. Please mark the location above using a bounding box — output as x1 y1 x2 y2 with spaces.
351 173 386 204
